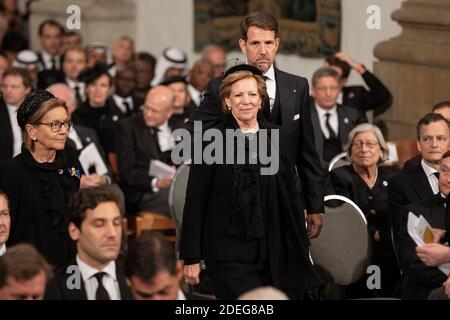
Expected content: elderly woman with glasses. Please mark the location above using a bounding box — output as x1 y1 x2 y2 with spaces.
0 90 80 268
327 123 400 297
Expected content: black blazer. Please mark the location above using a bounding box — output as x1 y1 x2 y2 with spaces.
397 195 448 299
44 259 133 300
187 68 324 213
388 160 435 235
343 70 392 116
0 98 13 161
115 113 181 206
310 101 361 166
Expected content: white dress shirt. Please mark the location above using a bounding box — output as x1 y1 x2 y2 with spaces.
76 255 121 300
421 159 440 195
177 289 186 300
314 103 339 139
187 84 202 107
0 244 6 256
68 127 84 150
112 94 133 114
41 51 60 70
157 121 175 152
6 104 22 157
263 64 276 111
66 78 86 102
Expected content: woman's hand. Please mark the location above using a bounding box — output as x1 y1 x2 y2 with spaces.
183 263 201 285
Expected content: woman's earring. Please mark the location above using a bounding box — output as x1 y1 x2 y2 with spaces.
32 138 37 142
227 104 231 111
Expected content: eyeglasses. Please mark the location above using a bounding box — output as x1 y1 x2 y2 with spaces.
352 140 379 149
33 119 72 132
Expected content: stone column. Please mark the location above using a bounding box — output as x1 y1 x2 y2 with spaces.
29 0 136 51
374 0 450 140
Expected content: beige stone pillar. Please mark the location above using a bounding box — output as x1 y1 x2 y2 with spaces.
374 0 450 140
29 0 136 51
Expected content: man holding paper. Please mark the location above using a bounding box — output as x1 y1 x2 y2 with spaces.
116 86 180 216
398 150 450 299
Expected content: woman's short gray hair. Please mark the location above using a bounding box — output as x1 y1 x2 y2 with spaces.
344 123 390 164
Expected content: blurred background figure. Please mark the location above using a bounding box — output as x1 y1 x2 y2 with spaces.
133 51 155 101
109 35 135 77
0 190 10 256
201 44 227 78
151 47 187 86
187 59 214 107
62 30 82 53
12 49 39 88
0 244 53 300
161 75 195 126
85 42 108 68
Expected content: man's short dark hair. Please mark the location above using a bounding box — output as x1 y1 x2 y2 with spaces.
3 67 33 88
0 244 52 288
312 67 340 88
136 52 156 68
432 101 450 112
68 186 119 229
240 11 278 41
124 231 176 280
326 55 352 79
38 19 64 36
416 113 450 140
441 150 450 161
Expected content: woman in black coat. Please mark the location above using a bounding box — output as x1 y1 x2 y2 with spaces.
180 65 322 299
0 90 80 268
327 123 400 297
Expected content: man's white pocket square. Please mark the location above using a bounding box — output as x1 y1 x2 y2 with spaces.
293 114 300 121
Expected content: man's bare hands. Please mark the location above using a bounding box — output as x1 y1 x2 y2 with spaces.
307 213 323 239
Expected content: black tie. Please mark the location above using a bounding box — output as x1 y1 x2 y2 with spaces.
433 172 440 179
122 100 132 115
50 56 57 70
93 272 110 300
74 85 83 104
150 127 161 154
325 113 336 139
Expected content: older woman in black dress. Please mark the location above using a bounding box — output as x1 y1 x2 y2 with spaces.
327 123 400 297
180 65 322 299
0 90 80 268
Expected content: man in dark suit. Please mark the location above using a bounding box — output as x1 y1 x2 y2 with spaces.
0 67 32 162
389 113 450 272
36 20 64 71
62 48 87 106
397 151 450 299
310 67 361 167
187 11 324 238
325 52 392 117
116 86 180 216
44 186 133 300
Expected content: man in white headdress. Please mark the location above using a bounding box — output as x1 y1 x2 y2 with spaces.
151 47 188 87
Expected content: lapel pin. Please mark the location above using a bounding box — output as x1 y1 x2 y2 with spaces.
58 169 63 175
113 115 119 121
344 117 349 124
293 89 296 93
383 181 388 187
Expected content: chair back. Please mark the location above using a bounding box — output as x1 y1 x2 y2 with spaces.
328 152 351 172
310 195 371 285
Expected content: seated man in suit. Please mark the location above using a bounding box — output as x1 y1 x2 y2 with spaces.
124 231 184 300
397 150 450 299
116 86 179 216
0 244 52 300
0 67 32 162
0 190 11 256
389 113 450 241
310 67 361 167
186 59 214 107
45 186 133 300
325 52 392 117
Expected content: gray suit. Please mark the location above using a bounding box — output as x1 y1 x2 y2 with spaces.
310 100 361 166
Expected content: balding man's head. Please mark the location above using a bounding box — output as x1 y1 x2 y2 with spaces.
47 83 77 115
143 85 174 127
202 44 226 77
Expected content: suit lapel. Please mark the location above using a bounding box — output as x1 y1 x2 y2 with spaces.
412 166 435 200
275 69 295 128
336 105 351 145
309 102 323 162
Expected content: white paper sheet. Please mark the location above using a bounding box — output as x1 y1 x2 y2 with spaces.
148 159 175 179
78 142 108 176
